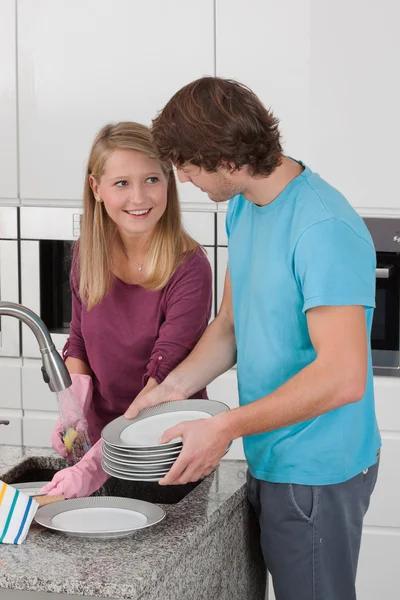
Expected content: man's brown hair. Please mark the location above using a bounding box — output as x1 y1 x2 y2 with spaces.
152 77 282 177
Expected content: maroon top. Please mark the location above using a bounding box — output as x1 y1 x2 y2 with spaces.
63 246 212 427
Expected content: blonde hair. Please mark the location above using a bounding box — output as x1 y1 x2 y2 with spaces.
79 122 199 309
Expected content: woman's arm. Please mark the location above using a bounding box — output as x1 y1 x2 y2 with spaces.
141 249 213 391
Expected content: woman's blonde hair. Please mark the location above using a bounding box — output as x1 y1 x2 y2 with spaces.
79 121 199 309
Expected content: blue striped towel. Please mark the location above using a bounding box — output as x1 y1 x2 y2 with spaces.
0 480 39 544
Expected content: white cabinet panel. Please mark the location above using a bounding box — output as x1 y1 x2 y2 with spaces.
216 0 311 161
18 0 214 201
182 212 215 246
216 246 228 312
217 211 228 246
204 247 215 320
0 240 20 357
364 436 400 528
208 370 245 460
0 409 22 445
309 1 400 209
0 361 21 409
22 411 58 448
373 377 400 432
0 0 18 199
357 529 400 600
21 359 58 412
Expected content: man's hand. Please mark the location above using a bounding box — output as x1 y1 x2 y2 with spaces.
124 379 185 419
157 416 231 486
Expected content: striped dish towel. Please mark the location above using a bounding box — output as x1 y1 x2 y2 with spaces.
0 480 39 544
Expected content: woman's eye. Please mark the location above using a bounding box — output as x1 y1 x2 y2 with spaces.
115 180 128 187
146 177 159 184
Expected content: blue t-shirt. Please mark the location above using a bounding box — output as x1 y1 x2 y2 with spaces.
226 163 381 485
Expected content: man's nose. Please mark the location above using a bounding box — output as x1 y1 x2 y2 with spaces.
177 169 191 184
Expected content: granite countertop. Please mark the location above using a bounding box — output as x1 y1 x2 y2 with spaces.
0 445 248 599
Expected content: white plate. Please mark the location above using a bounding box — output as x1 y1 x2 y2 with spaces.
102 459 171 475
102 460 168 482
102 399 230 449
11 481 51 497
103 442 181 460
103 446 179 467
102 458 170 478
35 496 165 539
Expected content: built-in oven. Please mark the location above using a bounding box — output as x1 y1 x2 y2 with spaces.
0 207 20 357
363 218 400 377
20 207 82 358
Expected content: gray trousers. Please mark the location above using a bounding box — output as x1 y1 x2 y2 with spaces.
247 458 379 600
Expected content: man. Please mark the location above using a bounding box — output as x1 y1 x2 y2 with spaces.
125 77 380 600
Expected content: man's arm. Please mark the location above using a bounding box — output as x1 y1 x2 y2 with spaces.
157 303 369 485
219 303 368 439
125 268 237 418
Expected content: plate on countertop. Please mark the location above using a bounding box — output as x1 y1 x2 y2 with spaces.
34 496 165 539
11 481 51 497
101 399 230 449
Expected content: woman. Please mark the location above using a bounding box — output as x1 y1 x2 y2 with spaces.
42 122 212 499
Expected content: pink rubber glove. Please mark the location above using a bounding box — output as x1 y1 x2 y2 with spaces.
40 439 109 499
51 373 97 460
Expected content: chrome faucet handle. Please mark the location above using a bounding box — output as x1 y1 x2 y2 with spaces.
0 420 10 426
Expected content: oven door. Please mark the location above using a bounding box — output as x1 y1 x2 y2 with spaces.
20 207 81 358
371 253 400 376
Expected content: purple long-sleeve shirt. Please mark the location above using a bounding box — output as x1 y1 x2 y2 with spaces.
63 246 212 428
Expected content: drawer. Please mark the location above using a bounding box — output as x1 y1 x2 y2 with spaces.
22 411 58 448
364 434 400 527
182 211 215 246
0 409 22 445
21 359 58 412
374 377 400 432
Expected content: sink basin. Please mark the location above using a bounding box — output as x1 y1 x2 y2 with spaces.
3 456 201 505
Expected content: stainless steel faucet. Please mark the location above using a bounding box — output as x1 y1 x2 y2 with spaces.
0 302 72 392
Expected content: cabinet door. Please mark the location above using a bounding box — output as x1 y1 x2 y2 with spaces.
0 360 21 409
208 370 245 460
18 0 214 202
0 409 22 445
216 0 311 162
357 530 400 600
0 0 18 199
216 246 228 312
309 1 400 210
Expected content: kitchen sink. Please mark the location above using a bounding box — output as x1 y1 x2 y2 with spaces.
3 456 201 505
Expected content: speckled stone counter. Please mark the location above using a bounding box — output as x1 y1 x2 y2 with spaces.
0 446 266 600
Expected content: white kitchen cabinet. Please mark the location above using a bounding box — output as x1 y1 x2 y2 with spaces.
208 369 245 460
22 410 58 448
182 212 215 247
217 211 228 247
216 0 400 212
363 435 400 528
21 359 59 412
308 1 400 211
357 529 400 600
0 359 22 409
0 0 18 200
17 0 214 203
216 0 312 163
216 246 228 311
0 409 22 445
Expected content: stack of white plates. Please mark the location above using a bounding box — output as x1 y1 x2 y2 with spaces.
101 399 230 482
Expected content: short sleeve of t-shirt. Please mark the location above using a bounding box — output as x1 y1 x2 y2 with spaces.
294 217 376 313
